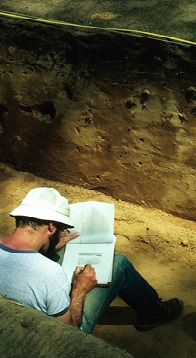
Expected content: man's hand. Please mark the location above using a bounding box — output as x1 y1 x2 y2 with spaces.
73 264 98 293
54 231 80 251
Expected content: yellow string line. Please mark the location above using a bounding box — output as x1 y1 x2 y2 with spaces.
0 10 195 46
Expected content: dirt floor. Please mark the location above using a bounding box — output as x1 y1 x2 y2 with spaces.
0 163 195 358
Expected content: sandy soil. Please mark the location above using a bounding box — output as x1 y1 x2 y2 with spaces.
0 163 195 358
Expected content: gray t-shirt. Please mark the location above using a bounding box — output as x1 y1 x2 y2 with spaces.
0 243 71 316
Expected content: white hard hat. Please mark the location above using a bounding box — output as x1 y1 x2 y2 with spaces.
10 187 74 228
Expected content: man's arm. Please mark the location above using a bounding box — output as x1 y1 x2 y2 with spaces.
57 264 97 327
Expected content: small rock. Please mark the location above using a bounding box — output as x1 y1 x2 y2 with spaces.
126 99 137 110
185 87 196 101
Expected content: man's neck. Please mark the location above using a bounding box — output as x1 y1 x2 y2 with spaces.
0 226 48 252
0 237 35 251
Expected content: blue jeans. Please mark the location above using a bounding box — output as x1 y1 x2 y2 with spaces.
81 254 158 333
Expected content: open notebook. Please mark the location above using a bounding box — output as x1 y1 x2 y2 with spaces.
62 201 116 286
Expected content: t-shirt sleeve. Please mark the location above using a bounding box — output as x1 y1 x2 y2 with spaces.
45 266 71 316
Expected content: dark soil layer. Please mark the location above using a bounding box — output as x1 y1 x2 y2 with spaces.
0 15 195 219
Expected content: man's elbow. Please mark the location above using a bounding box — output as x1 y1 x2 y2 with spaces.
57 312 79 328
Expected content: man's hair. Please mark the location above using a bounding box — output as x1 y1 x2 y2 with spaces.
15 217 49 230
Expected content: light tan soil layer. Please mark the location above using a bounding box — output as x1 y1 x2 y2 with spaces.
0 163 195 357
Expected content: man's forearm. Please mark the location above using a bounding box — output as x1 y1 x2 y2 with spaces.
57 288 86 327
70 290 86 327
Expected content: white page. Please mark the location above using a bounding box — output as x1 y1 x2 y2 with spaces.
68 201 114 244
62 201 116 285
62 241 116 285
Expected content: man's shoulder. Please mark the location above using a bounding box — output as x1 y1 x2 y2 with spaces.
32 252 62 269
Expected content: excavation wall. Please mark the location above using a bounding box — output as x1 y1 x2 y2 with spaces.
0 16 195 219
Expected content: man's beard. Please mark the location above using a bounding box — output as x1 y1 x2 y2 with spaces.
47 228 61 255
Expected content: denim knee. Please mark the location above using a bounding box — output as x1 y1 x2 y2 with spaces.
114 254 135 271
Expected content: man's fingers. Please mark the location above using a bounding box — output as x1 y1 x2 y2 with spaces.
61 232 80 240
54 232 80 251
75 264 96 277
75 266 84 275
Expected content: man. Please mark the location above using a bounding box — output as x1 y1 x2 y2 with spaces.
0 187 183 333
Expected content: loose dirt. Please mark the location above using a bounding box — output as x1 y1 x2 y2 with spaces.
0 163 195 358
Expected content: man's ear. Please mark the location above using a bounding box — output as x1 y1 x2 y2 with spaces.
48 222 56 233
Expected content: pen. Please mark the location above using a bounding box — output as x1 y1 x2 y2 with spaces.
79 264 87 274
